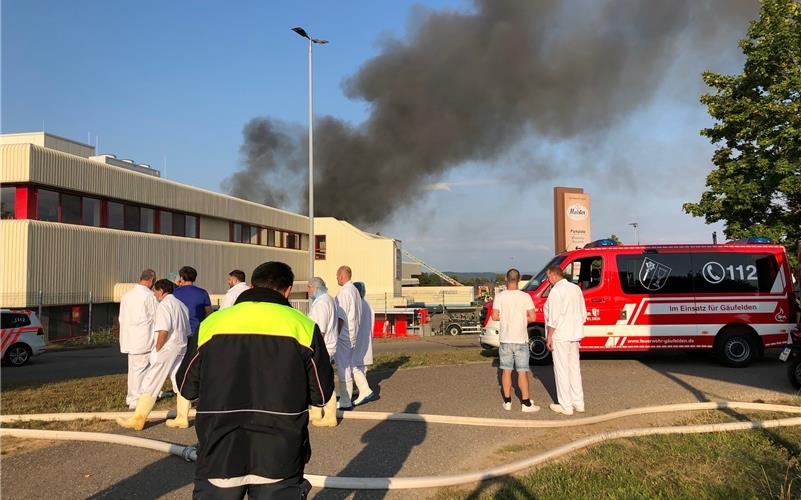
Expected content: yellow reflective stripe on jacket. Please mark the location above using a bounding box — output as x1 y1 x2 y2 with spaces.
198 302 316 348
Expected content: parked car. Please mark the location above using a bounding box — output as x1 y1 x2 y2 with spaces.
480 238 797 367
1 309 46 366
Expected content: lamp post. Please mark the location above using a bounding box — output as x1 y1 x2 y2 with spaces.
628 222 640 245
292 26 328 283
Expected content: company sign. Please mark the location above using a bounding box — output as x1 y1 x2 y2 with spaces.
562 192 592 251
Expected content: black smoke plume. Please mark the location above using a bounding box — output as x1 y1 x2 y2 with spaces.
224 0 756 226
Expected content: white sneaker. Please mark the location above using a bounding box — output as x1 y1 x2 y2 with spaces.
549 404 574 416
521 403 540 413
502 402 512 411
574 404 585 413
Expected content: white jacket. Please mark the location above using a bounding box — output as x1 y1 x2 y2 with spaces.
220 282 250 309
119 284 158 355
336 281 362 347
353 299 374 366
544 279 587 341
308 292 340 357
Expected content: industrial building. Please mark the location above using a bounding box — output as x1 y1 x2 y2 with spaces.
0 132 475 340
0 132 310 339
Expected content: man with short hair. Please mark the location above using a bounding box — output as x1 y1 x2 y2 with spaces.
351 282 376 406
492 268 539 413
307 277 341 427
177 261 334 497
118 269 158 409
335 265 362 410
220 269 249 309
544 265 587 416
174 266 212 337
117 279 190 430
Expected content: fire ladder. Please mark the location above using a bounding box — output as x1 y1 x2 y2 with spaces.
401 249 463 286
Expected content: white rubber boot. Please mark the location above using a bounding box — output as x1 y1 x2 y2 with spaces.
337 379 353 409
312 394 339 427
352 370 375 406
165 395 190 429
116 394 156 431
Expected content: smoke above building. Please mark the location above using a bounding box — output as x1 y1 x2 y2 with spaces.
223 0 756 226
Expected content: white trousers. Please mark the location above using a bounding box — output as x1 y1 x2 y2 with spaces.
139 348 185 399
126 353 150 407
552 340 584 411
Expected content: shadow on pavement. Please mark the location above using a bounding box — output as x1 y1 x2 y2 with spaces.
465 476 537 499
366 355 410 400
86 455 193 499
316 402 426 500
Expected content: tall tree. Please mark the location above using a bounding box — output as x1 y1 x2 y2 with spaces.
683 0 800 263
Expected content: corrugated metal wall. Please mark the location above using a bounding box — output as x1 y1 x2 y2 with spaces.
1 144 308 232
313 217 402 300
0 220 309 307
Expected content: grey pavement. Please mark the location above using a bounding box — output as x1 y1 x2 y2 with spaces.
2 350 800 499
0 335 481 389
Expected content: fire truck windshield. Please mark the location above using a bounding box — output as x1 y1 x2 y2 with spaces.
523 255 566 292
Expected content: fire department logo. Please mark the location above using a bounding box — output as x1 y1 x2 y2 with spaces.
639 258 672 291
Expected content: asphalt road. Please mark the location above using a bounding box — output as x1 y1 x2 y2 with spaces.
0 335 481 389
3 348 800 499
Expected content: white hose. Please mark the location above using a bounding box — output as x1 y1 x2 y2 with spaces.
2 402 800 490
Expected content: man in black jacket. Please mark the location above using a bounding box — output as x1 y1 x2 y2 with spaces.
178 261 334 499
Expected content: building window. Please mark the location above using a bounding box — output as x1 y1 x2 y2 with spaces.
82 197 101 226
1 186 16 219
173 213 186 236
108 201 124 229
141 208 155 233
160 210 172 235
315 235 326 260
260 228 268 246
124 205 141 231
286 232 300 250
186 215 197 238
269 230 278 247
37 189 60 222
249 225 259 244
61 193 82 224
232 223 242 242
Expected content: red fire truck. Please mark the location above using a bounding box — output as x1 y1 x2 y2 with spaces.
480 239 797 367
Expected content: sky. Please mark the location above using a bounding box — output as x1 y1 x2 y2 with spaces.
2 0 757 273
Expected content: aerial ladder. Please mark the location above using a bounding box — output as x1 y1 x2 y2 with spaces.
401 249 463 286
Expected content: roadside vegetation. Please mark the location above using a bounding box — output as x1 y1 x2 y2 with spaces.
440 413 801 499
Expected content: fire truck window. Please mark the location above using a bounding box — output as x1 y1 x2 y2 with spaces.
692 253 779 294
563 257 603 291
617 253 693 295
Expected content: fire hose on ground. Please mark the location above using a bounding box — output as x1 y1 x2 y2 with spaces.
1 401 800 490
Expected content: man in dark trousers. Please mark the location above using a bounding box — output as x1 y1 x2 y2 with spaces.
178 261 334 499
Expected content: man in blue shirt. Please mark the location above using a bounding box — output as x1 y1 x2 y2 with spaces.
173 266 212 338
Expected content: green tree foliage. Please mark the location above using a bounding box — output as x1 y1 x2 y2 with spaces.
417 272 449 286
683 0 800 261
609 234 622 245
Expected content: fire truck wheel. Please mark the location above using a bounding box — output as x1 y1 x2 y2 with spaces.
788 356 801 389
446 324 462 336
715 329 758 367
528 326 552 365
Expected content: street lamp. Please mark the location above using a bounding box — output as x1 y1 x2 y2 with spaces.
628 222 640 245
292 27 328 283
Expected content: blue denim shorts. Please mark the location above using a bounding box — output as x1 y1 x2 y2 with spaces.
499 342 530 371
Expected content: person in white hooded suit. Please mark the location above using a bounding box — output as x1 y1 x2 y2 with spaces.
351 281 375 405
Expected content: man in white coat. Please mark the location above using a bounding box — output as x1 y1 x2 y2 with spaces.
118 269 158 409
220 269 249 309
352 281 376 405
307 276 341 426
544 265 587 416
118 279 190 431
335 265 361 410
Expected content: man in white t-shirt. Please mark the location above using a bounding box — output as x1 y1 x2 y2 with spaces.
118 279 190 431
220 269 250 309
492 268 539 413
544 265 587 416
118 269 158 409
